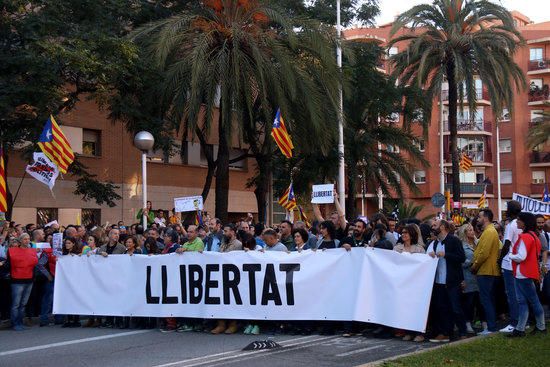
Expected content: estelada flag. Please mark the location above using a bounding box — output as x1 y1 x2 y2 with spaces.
37 115 75 174
271 109 294 158
278 182 297 211
0 148 7 212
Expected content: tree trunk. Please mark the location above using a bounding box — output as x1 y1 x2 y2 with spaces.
215 114 230 223
346 162 357 221
446 60 461 203
254 156 270 224
195 128 216 202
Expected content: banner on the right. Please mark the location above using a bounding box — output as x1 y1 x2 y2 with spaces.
512 193 550 216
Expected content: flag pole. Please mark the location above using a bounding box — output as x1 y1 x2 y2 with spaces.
336 0 346 216
439 83 445 213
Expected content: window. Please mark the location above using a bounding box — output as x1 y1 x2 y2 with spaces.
37 208 58 227
499 139 512 153
501 170 513 184
460 168 485 183
82 129 101 156
391 172 401 183
530 78 543 90
228 148 247 170
414 170 426 184
414 139 426 152
457 137 485 162
387 112 399 122
531 109 543 123
500 108 510 121
532 171 546 184
387 144 400 153
148 149 165 163
167 141 185 165
82 209 101 227
530 48 543 61
388 46 398 56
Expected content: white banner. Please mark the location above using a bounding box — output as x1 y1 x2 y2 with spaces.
174 196 204 213
512 193 550 216
54 249 437 332
25 152 59 190
311 184 334 204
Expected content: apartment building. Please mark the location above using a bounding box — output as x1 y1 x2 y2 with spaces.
344 11 550 218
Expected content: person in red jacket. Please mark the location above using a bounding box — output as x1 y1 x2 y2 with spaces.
5 233 38 331
508 212 547 337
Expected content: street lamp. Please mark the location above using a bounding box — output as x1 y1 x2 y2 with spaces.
134 131 155 229
336 0 346 215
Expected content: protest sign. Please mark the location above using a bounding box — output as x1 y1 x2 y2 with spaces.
174 196 204 213
25 152 59 190
512 193 550 216
311 184 334 204
52 232 63 256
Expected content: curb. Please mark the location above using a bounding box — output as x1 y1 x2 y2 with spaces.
355 333 494 367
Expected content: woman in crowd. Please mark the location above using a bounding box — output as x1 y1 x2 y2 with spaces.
293 228 311 251
508 212 546 337
317 221 338 249
61 237 83 327
83 235 99 256
5 234 38 331
393 225 426 342
457 224 486 334
124 236 142 255
393 224 425 254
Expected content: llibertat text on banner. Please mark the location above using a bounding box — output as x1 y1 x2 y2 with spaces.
53 248 437 332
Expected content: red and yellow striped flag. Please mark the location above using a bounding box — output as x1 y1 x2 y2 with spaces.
459 153 473 171
477 185 487 208
0 148 7 212
37 115 75 174
271 109 294 158
278 182 297 211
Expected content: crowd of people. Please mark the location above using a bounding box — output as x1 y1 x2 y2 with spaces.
0 199 548 342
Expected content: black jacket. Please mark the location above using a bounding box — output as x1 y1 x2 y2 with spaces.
441 234 466 287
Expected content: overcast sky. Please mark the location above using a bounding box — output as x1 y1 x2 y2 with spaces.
375 0 550 26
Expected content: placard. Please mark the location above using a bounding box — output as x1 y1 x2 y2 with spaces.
36 242 51 249
311 184 334 204
174 196 204 213
52 232 63 256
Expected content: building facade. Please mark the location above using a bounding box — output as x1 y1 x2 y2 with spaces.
344 11 550 219
6 99 258 226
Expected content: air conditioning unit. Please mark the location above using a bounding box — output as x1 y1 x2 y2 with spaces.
533 178 545 184
538 60 547 68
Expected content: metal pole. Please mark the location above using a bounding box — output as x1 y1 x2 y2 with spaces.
360 175 365 216
142 151 148 230
336 0 346 215
496 123 502 221
439 84 445 212
377 139 383 211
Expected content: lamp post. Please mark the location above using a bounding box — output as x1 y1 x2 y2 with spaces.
336 0 346 215
134 131 155 230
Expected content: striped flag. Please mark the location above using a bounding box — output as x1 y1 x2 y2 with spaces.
271 109 294 158
37 115 75 174
0 148 7 212
278 182 297 211
459 153 473 171
477 185 487 208
297 205 311 228
194 210 204 226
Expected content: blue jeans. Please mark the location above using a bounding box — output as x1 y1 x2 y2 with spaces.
11 282 33 328
40 280 63 324
476 275 497 331
502 269 518 327
542 271 550 305
514 278 546 332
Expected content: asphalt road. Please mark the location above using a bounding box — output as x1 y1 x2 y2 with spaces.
0 324 436 367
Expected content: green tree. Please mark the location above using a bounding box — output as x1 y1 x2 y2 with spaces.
389 0 526 202
132 0 340 222
526 104 550 149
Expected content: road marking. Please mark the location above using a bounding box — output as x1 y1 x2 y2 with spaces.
336 345 385 357
152 335 335 367
206 335 340 367
0 330 151 357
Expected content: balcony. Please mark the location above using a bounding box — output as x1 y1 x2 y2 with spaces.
445 183 494 195
528 59 550 75
530 151 550 166
444 150 493 164
441 88 491 104
443 119 492 134
528 84 550 105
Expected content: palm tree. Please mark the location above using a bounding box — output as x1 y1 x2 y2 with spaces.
389 0 526 202
527 105 550 149
131 0 340 222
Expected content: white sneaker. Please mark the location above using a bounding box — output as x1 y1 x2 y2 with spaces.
499 325 514 333
477 329 493 336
